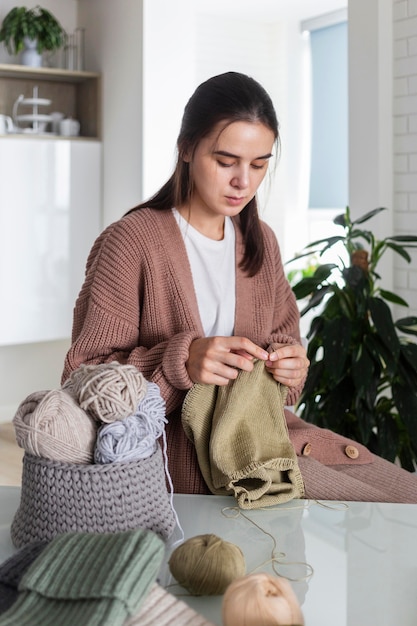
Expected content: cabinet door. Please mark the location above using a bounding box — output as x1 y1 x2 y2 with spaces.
0 139 101 345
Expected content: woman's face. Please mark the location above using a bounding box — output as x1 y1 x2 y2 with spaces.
183 120 275 237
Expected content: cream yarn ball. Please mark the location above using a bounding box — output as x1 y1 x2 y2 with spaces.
222 573 305 626
13 389 97 463
66 362 148 423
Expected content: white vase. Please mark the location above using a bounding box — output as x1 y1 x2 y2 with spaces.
21 37 42 67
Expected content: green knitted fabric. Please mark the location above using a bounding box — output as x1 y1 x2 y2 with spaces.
0 529 164 626
182 358 305 509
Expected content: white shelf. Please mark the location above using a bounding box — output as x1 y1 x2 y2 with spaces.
0 63 100 83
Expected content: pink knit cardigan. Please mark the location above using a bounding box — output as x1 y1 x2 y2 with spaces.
62 208 302 407
62 208 417 500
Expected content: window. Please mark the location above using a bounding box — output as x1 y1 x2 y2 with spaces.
303 14 348 209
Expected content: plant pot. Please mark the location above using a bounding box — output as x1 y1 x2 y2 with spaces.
21 37 42 67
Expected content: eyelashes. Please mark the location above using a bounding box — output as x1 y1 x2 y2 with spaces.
216 160 267 170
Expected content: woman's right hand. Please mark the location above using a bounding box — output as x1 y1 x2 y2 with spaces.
186 336 269 386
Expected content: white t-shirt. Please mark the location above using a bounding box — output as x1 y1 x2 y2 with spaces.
173 208 236 337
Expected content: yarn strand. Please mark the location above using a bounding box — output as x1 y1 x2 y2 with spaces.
161 428 184 548
222 507 314 583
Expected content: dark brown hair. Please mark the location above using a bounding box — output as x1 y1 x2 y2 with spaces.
128 71 280 276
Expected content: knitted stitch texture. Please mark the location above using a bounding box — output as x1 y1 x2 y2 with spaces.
125 583 217 626
182 359 305 509
0 542 47 614
0 529 164 626
11 447 176 548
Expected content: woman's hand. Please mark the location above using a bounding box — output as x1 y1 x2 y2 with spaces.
265 343 309 388
186 336 269 386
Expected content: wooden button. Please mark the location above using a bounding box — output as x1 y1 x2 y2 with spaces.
345 445 359 459
302 443 312 456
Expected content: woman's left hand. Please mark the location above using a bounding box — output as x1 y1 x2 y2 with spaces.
265 343 309 388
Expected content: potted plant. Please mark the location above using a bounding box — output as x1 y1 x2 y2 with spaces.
0 5 65 66
287 207 417 470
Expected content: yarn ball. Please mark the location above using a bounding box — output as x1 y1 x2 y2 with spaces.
66 362 148 423
222 573 305 626
94 382 167 464
13 389 98 464
168 534 246 596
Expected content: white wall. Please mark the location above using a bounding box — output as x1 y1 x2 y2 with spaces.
78 0 143 226
393 0 417 317
141 0 196 201
0 0 79 421
349 0 394 290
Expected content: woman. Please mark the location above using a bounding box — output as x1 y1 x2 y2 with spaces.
62 72 417 502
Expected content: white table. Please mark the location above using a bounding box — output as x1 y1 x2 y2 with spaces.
1 487 417 626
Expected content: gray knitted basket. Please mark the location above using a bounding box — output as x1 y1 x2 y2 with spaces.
11 446 176 548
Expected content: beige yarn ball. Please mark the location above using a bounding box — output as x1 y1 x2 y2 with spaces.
66 362 148 423
168 534 246 596
13 389 98 464
222 573 305 626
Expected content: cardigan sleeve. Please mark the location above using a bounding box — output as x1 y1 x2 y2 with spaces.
61 215 200 414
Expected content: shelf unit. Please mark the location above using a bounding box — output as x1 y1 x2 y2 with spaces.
0 63 101 139
0 137 102 345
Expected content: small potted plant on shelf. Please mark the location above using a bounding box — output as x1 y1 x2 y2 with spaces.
287 206 417 470
0 5 65 67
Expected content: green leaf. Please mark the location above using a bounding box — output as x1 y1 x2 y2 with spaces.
306 315 324 343
332 288 355 319
292 277 319 300
351 207 387 225
388 235 417 243
296 362 325 423
392 383 417 443
320 378 355 431
343 265 368 290
397 446 416 472
379 289 409 307
398 343 417 380
298 360 324 397
299 286 333 316
291 264 337 300
385 242 412 263
375 412 400 462
364 333 398 377
349 229 374 244
400 343 417 373
300 235 345 252
333 213 347 227
369 297 401 359
351 344 375 400
322 317 351 383
355 398 376 446
285 250 319 265
395 317 417 336
313 264 338 281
